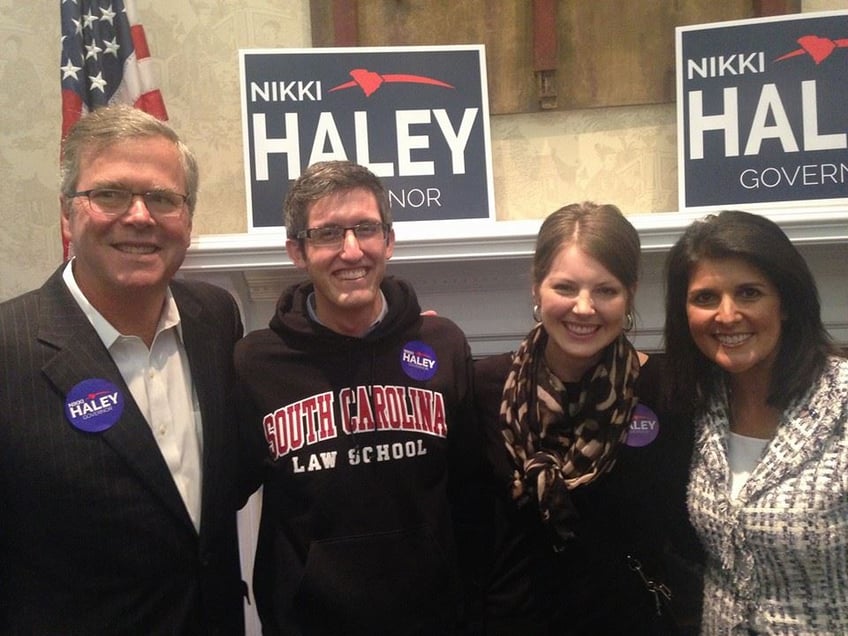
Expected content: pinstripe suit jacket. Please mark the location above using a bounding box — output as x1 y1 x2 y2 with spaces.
0 266 245 635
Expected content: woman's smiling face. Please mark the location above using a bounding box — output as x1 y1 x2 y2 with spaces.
686 256 784 383
535 244 631 382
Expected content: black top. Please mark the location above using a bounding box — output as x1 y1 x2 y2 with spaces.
473 352 703 636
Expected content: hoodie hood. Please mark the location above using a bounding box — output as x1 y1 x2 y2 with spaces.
268 275 423 352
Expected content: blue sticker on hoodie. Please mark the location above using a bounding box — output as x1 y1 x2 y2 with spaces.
401 341 438 381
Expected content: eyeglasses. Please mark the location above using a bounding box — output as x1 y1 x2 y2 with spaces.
296 221 390 247
68 188 189 218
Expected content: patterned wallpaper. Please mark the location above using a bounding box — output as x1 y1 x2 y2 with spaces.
0 0 838 300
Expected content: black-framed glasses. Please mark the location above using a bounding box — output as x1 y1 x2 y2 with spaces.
68 188 189 218
296 221 390 247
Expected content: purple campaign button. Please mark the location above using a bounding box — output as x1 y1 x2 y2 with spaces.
401 341 438 381
624 404 660 448
64 378 125 433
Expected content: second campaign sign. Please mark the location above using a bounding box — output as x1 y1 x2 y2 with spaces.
677 11 848 211
240 45 495 230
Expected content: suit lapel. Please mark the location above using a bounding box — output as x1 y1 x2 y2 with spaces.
38 269 196 532
174 285 225 536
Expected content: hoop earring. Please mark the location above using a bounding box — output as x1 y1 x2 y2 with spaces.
623 312 634 332
532 304 541 322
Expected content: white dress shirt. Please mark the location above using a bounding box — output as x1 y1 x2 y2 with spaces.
63 262 203 531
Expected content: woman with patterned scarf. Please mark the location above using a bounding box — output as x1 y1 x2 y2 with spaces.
474 202 703 635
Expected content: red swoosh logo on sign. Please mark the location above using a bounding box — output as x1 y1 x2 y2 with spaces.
329 68 455 97
775 34 848 64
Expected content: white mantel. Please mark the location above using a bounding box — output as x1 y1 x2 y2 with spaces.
179 208 848 355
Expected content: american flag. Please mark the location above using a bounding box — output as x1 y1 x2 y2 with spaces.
60 0 168 140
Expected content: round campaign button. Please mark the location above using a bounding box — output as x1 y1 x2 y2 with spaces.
64 378 125 433
400 340 438 381
624 404 660 448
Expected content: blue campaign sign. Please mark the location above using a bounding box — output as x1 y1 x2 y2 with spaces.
239 46 495 230
676 11 848 211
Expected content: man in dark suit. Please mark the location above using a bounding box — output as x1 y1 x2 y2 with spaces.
0 105 245 634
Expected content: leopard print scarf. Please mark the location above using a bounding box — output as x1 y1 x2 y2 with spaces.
500 323 640 543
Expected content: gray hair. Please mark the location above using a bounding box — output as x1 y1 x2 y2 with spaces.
60 105 199 216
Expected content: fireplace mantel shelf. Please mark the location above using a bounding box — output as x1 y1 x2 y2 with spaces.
182 208 847 273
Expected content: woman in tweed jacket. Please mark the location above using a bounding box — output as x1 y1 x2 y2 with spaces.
663 210 848 635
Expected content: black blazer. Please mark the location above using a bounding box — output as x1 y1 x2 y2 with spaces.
0 266 245 635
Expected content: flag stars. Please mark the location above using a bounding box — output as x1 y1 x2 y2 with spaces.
82 9 98 29
103 37 120 57
61 59 82 80
85 41 103 60
100 6 117 25
61 0 164 115
88 72 108 92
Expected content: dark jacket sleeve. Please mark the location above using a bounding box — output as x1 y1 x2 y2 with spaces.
442 334 492 633
234 337 273 509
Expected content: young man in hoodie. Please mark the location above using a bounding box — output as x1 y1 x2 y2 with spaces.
236 161 484 635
